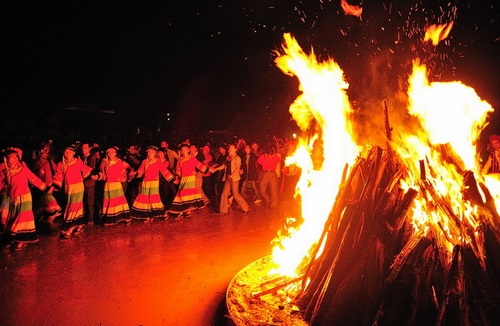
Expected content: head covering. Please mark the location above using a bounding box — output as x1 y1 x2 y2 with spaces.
106 146 119 154
65 145 77 153
146 145 158 152
38 140 53 151
3 147 22 160
489 135 500 143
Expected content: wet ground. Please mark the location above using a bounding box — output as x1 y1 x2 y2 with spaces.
0 199 299 326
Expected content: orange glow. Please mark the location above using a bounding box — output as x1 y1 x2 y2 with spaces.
394 60 493 256
340 0 363 17
270 33 359 276
483 174 500 219
424 22 454 45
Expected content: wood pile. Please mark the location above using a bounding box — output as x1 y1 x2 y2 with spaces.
293 143 500 325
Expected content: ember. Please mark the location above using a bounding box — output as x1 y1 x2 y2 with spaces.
226 28 500 326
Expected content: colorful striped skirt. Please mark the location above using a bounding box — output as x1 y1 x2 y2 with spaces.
0 193 11 232
102 181 130 225
5 193 38 243
131 180 165 220
61 183 85 231
169 175 205 215
37 192 62 221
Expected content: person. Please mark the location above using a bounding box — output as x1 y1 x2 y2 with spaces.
211 144 250 215
0 147 52 250
236 138 247 158
280 138 301 200
130 146 174 222
124 145 142 207
211 145 228 211
53 145 97 239
201 145 215 208
257 144 281 208
157 147 177 209
32 141 62 232
190 144 210 205
168 143 209 217
97 146 133 226
81 142 98 225
160 140 179 174
240 145 262 202
250 141 264 204
482 134 500 175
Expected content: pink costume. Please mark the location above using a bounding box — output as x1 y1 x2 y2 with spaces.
0 161 47 243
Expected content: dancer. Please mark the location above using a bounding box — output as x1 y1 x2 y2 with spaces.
168 143 209 217
130 146 174 222
98 146 133 226
53 145 96 238
0 147 51 250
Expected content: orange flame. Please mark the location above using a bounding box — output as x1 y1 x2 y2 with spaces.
424 22 454 45
270 33 359 276
340 0 363 17
394 60 493 255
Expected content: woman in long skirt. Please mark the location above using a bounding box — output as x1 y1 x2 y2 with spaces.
32 142 62 231
168 143 209 217
0 147 50 250
131 146 174 222
98 146 133 226
53 146 95 238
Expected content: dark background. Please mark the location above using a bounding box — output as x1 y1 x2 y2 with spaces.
3 0 499 147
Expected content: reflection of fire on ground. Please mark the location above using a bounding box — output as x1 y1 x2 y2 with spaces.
227 21 500 326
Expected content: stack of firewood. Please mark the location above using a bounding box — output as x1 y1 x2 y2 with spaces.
292 143 500 325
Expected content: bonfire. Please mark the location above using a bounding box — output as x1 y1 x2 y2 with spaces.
227 12 499 326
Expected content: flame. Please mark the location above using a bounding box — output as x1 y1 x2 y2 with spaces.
482 174 500 223
340 0 363 17
424 22 454 45
394 60 493 256
270 33 359 276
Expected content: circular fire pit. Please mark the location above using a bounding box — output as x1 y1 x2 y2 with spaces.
226 255 308 326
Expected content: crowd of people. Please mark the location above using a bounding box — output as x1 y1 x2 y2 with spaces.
0 136 300 250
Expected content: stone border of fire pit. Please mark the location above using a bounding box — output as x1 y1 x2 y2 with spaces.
226 255 308 326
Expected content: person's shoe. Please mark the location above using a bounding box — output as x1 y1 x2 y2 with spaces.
10 241 25 251
60 231 71 239
72 226 84 234
254 199 263 204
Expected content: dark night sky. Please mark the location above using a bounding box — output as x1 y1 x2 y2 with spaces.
3 0 499 144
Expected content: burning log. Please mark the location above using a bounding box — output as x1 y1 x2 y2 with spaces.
294 146 413 324
292 146 500 325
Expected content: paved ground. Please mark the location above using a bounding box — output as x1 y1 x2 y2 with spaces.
0 199 299 326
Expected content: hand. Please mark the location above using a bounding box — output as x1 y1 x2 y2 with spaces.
91 175 99 181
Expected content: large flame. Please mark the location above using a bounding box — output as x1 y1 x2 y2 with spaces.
394 60 493 255
269 27 494 275
270 33 359 276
